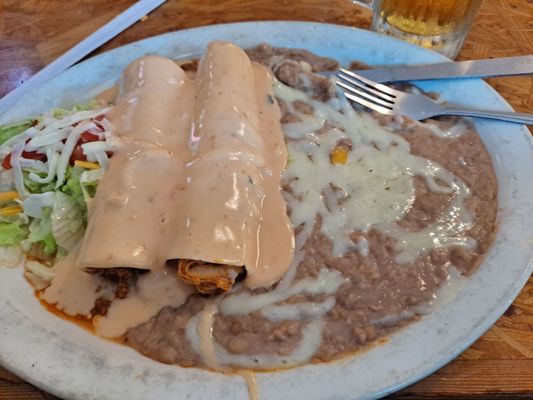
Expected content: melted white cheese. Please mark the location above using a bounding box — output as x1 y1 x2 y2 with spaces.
383 114 469 139
196 302 220 370
261 297 336 322
416 119 469 138
219 268 345 316
274 79 475 263
239 370 259 400
369 266 468 327
218 319 325 369
378 179 475 263
285 135 416 257
186 311 325 369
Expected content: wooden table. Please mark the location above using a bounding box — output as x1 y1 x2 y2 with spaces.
0 1 532 399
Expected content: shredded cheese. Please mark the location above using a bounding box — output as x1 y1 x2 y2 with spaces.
0 191 20 202
0 205 22 216
74 160 100 170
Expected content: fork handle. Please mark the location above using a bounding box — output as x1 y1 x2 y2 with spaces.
438 108 533 125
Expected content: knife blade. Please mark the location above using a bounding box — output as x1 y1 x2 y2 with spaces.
353 55 533 83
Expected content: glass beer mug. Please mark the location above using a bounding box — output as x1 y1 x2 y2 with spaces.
353 0 482 59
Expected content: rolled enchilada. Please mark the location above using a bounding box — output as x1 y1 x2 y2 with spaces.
78 42 294 292
41 56 197 336
77 55 194 270
174 42 294 290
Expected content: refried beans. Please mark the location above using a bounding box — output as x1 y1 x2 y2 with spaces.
123 44 498 370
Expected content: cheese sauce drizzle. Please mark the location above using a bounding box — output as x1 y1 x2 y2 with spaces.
196 302 220 370
239 370 259 400
274 79 475 262
186 313 325 369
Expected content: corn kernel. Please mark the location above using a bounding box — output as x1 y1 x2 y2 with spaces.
330 146 349 165
0 191 20 202
74 160 100 170
0 205 22 217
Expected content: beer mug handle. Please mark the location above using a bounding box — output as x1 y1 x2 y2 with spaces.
351 0 373 9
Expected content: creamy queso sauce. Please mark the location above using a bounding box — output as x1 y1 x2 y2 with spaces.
79 42 293 286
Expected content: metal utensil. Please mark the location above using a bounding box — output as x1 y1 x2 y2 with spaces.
352 55 533 83
336 68 533 125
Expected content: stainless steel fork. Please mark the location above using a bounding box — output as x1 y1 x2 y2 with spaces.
336 69 533 125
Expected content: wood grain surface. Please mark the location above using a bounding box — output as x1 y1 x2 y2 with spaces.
0 1 532 399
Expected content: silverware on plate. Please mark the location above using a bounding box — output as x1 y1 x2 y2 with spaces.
352 55 533 83
336 69 533 125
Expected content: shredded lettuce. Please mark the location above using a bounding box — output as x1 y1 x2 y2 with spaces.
80 168 103 202
52 102 100 118
0 220 28 246
61 166 86 213
26 208 57 255
0 104 108 260
3 163 92 257
0 120 33 146
24 170 55 194
51 192 84 252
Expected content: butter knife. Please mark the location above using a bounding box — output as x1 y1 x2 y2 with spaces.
353 55 533 83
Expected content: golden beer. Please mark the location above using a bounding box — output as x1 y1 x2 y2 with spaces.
380 0 481 35
369 0 482 58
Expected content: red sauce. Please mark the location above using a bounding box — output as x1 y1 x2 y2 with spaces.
37 293 95 333
36 291 126 345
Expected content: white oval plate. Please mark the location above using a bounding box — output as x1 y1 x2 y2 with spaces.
1 22 532 400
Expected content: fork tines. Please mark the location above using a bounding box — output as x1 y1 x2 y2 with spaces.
336 68 396 114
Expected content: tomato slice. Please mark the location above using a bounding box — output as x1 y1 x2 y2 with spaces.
70 131 101 164
92 115 105 132
22 151 47 162
81 132 100 142
70 144 87 164
2 151 47 170
2 154 12 170
2 117 108 169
